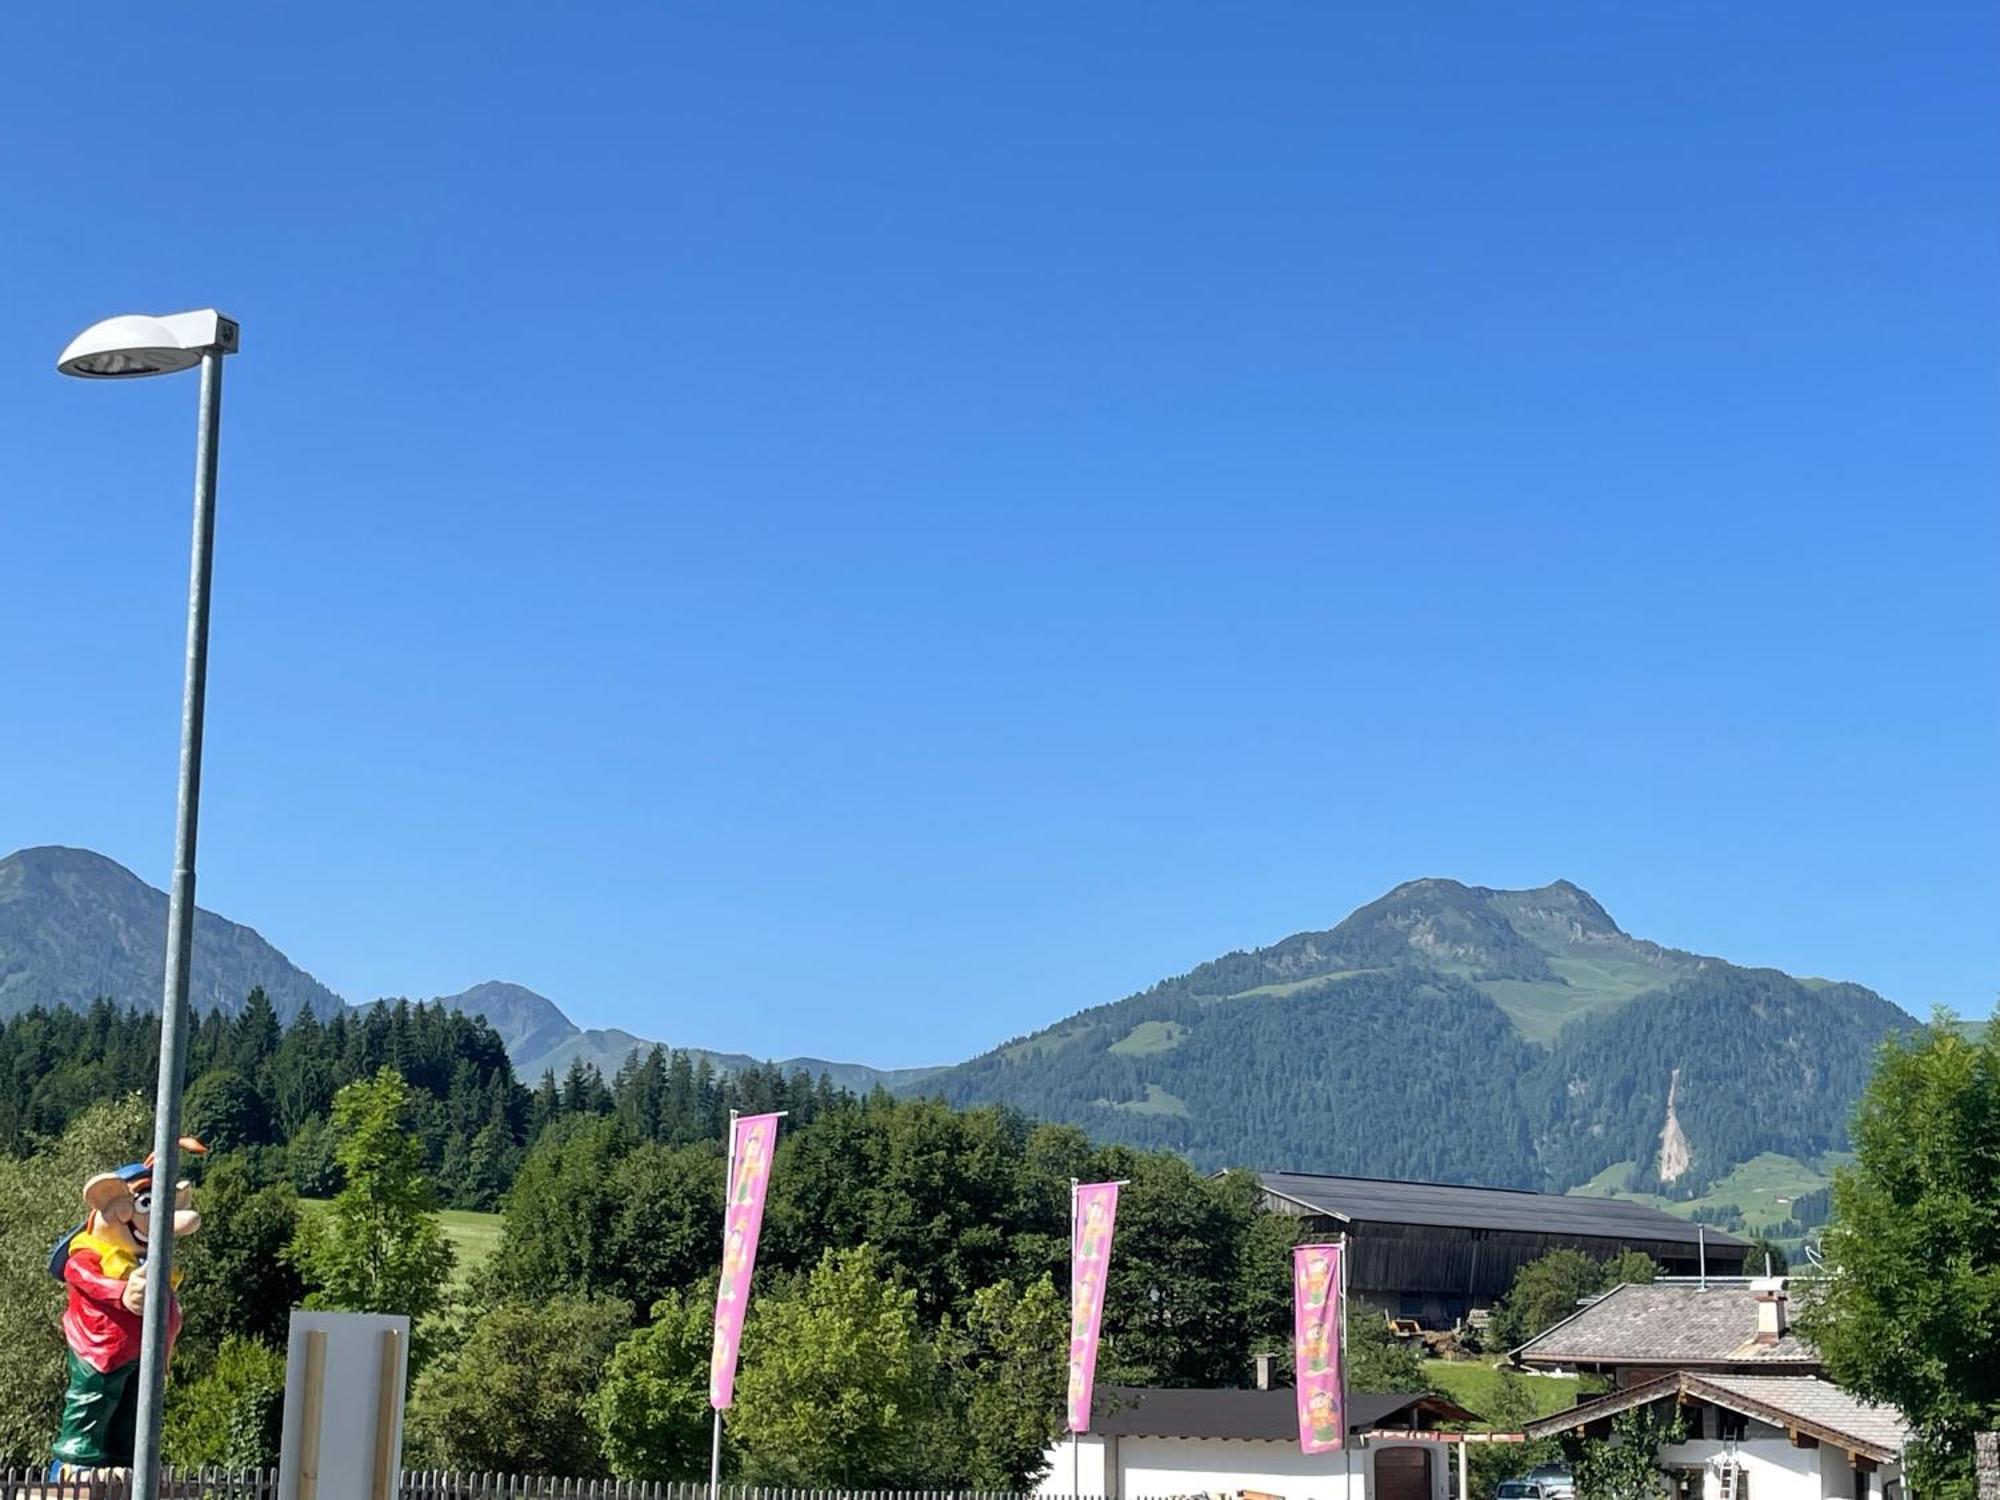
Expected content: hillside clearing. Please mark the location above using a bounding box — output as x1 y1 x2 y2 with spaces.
301 1200 504 1287
1568 1152 1832 1235
1419 1360 1586 1424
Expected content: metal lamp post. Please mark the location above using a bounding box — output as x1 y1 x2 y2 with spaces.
57 309 241 1500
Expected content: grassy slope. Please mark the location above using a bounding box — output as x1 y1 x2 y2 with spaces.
1567 1152 1840 1234
301 1200 504 1288
1222 951 1674 1044
1096 1082 1189 1116
1109 1020 1189 1056
1476 954 1689 1044
436 1207 505 1277
1421 1360 1587 1425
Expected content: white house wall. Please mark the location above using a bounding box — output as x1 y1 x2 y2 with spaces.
1038 1433 1452 1500
1653 1436 1895 1500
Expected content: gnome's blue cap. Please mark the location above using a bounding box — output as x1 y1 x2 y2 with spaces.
123 1137 208 1192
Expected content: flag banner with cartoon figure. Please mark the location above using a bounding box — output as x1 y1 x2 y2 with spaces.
1293 1242 1344 1453
1066 1181 1120 1433
709 1112 781 1410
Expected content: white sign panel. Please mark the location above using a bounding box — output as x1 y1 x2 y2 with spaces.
278 1310 410 1500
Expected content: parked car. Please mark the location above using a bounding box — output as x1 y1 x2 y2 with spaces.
1496 1483 1551 1500
1525 1464 1577 1499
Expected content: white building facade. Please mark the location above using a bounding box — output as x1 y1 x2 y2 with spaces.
1037 1389 1472 1500
1525 1372 1906 1500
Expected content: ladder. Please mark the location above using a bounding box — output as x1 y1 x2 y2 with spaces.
1717 1462 1743 1500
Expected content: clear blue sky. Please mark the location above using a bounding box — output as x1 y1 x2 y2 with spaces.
2 4 1993 1066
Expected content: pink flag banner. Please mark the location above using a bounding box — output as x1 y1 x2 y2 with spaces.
1066 1181 1121 1433
709 1112 782 1410
1294 1242 1345 1453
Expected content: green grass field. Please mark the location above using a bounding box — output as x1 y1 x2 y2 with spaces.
1108 1020 1190 1056
436 1207 505 1276
300 1200 505 1287
1420 1359 1587 1425
1567 1152 1833 1235
1095 1082 1190 1116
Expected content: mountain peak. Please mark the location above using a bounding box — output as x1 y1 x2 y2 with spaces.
423 981 578 1063
3 844 146 885
1483 882 1629 952
0 845 343 1022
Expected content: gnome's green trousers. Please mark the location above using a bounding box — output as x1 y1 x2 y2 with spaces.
51 1349 139 1470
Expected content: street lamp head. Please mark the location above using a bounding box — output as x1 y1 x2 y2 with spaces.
58 310 240 379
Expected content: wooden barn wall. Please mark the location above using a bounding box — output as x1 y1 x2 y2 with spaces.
1265 1203 1747 1304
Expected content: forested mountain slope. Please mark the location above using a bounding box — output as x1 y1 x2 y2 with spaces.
926 879 1915 1193
934 967 1545 1184
0 847 1921 1194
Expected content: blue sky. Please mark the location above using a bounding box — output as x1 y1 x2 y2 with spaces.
1 4 1993 1066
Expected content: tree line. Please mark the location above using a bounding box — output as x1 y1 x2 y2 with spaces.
0 1054 1308 1484
0 994 839 1210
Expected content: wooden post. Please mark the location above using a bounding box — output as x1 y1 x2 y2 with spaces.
372 1329 404 1500
297 1331 328 1500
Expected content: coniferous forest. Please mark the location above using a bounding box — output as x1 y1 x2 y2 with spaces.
0 992 835 1211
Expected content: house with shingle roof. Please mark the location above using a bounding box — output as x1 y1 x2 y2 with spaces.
1510 1280 1819 1382
1514 1278 1907 1500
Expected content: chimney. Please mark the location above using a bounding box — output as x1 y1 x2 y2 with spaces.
1254 1352 1275 1390
1751 1277 1788 1344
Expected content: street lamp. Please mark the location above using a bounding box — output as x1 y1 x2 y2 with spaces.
58 308 240 1500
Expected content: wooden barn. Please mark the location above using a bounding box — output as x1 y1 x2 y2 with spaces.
1248 1169 1751 1329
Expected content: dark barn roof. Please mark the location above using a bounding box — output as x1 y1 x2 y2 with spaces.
1089 1387 1475 1442
1255 1171 1751 1249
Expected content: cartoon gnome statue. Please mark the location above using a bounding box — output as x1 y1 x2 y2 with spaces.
47 1139 205 1476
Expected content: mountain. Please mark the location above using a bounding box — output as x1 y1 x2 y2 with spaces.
0 846 1928 1195
0 847 930 1092
927 878 1915 1193
420 980 940 1095
0 846 342 1023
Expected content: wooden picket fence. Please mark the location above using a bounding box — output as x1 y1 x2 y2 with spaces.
0 1474 1058 1500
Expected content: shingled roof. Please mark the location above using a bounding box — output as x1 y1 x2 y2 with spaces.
1256 1171 1749 1248
1513 1282 1818 1368
1087 1387 1477 1442
1525 1371 1907 1462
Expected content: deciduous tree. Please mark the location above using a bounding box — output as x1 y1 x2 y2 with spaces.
730 1245 937 1486
941 1275 1068 1490
1489 1248 1655 1350
174 1154 308 1372
290 1069 455 1350
406 1296 631 1474
163 1336 286 1468
590 1288 717 1481
1571 1406 1685 1500
1796 1013 2000 1498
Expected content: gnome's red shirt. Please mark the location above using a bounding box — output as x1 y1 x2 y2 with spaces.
60 1228 180 1374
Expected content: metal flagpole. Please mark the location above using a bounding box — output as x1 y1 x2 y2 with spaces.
1340 1232 1352 1500
711 1108 737 1500
1071 1177 1081 1500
